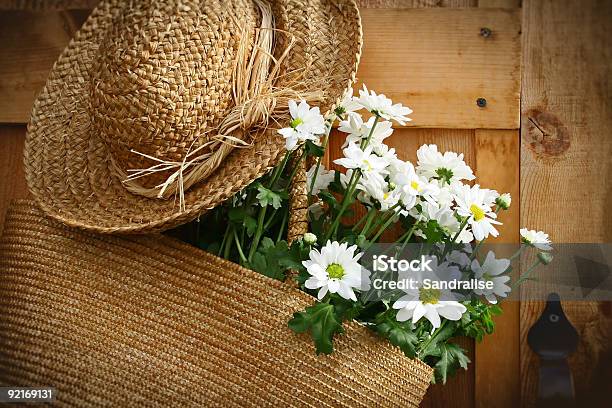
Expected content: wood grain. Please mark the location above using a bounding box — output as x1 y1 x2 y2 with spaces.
0 10 90 123
357 8 521 129
0 8 520 129
0 126 30 236
520 0 612 406
473 130 520 408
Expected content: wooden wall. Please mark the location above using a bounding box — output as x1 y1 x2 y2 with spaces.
520 0 612 406
0 0 609 407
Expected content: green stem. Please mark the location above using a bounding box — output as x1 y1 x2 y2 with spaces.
218 223 231 257
364 203 401 238
417 319 449 359
396 223 418 255
512 258 542 288
469 240 484 261
352 207 376 233
308 121 333 196
276 207 289 243
441 218 469 260
223 225 234 259
234 229 247 264
360 115 380 149
325 170 359 241
509 245 524 262
325 116 381 241
364 206 401 250
248 205 268 261
263 208 279 231
269 151 291 189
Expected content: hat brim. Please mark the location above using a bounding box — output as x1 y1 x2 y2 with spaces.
25 0 362 233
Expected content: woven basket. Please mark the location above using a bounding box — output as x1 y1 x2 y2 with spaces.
0 200 433 406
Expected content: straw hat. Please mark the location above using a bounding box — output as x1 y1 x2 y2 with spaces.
0 201 433 406
24 0 362 234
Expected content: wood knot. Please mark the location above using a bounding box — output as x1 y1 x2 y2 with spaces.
524 108 570 157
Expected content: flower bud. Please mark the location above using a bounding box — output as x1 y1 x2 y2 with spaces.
537 252 553 265
303 232 317 245
496 193 512 210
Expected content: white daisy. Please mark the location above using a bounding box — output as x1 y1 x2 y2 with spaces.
339 114 394 148
278 100 326 151
335 86 362 117
420 201 461 236
303 241 370 301
334 143 389 176
372 142 398 162
303 232 317 245
496 193 512 210
446 249 472 268
471 251 511 304
454 184 501 241
520 228 552 251
389 160 439 206
358 175 401 211
355 84 412 125
416 144 475 183
392 287 466 330
306 164 335 195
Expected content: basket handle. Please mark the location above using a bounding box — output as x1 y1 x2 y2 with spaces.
285 146 309 283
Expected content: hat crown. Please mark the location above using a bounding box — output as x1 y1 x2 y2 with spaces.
90 0 258 188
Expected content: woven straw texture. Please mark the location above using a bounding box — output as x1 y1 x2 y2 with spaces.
24 0 362 234
0 201 432 407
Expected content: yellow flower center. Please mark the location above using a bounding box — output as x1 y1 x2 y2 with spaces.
363 159 373 171
470 204 485 221
326 263 345 279
383 192 390 200
410 180 421 192
419 287 441 304
290 117 303 128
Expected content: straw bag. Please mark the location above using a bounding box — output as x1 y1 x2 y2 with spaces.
0 198 433 407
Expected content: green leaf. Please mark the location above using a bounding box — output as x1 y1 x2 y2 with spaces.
422 219 444 243
249 239 291 281
288 302 344 354
305 140 324 157
243 216 257 236
374 311 418 358
419 321 457 359
389 327 418 358
228 207 246 223
256 185 283 209
319 191 339 212
433 343 470 384
332 296 364 321
279 240 308 273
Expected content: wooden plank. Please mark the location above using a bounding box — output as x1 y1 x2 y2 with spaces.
357 8 521 129
0 126 30 236
477 0 520 7
0 10 90 123
473 130 520 408
520 0 612 406
0 8 520 129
